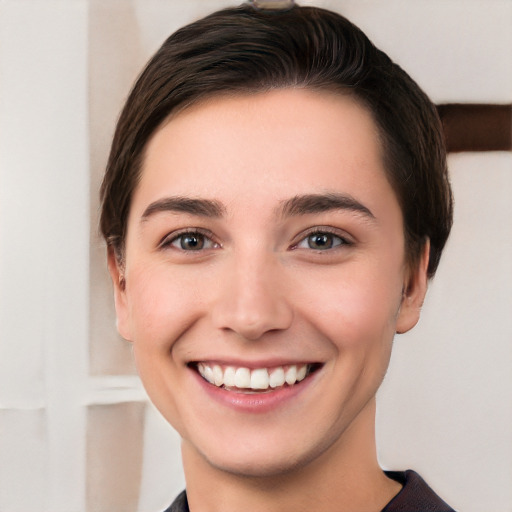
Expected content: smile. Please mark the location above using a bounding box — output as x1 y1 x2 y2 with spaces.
194 363 320 392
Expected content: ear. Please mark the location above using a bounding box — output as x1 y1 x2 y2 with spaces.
107 247 133 342
395 240 430 334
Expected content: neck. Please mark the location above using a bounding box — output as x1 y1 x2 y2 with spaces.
181 399 401 512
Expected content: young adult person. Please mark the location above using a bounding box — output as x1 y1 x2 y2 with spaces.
100 2 455 511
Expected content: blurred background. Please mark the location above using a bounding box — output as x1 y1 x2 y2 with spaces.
0 0 511 511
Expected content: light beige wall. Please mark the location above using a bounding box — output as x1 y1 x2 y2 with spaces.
0 2 89 510
0 1 510 511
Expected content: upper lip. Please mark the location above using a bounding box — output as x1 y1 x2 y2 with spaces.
188 358 322 369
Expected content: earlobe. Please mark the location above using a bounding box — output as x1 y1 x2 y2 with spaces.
395 240 430 334
107 247 133 342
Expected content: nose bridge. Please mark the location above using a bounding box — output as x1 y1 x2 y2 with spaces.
212 246 293 340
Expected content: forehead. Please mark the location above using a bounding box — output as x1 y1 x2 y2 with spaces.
131 88 397 220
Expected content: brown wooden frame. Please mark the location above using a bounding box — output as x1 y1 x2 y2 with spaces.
437 104 512 153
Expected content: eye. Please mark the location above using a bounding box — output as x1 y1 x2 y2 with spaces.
294 230 350 251
161 230 219 251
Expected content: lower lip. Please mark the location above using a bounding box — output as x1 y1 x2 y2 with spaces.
189 367 319 414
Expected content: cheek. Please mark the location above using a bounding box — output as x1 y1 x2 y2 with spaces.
125 263 204 349
299 263 403 351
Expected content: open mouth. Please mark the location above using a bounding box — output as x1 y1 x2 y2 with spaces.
191 362 322 393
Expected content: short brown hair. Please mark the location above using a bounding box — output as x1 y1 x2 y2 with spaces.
100 3 453 277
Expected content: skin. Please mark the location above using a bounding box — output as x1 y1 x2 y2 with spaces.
109 89 429 512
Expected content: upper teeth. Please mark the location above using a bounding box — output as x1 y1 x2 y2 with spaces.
197 363 309 391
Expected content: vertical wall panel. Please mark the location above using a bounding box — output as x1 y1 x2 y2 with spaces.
88 0 145 376
377 153 512 511
137 404 185 512
0 2 48 410
0 410 47 511
0 1 89 510
87 402 145 512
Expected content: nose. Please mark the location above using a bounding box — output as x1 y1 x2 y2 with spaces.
211 253 293 341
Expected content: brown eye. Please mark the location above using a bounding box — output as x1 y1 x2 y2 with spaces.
308 233 335 250
163 231 218 251
295 231 349 251
178 233 205 250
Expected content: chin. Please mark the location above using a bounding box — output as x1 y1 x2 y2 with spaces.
204 451 313 479
191 428 338 480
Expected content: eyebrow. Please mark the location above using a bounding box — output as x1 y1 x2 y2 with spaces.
140 192 374 222
140 196 225 221
278 193 375 219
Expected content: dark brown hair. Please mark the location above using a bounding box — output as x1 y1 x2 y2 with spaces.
100 3 453 277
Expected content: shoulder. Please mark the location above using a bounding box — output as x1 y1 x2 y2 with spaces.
162 490 189 512
382 470 456 512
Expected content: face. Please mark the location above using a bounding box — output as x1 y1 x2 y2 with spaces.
110 89 428 477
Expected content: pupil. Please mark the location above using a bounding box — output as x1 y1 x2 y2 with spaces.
181 234 204 250
309 233 332 249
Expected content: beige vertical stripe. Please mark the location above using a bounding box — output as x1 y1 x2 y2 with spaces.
87 402 145 512
88 0 145 376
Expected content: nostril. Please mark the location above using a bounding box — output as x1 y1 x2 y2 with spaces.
213 297 294 341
